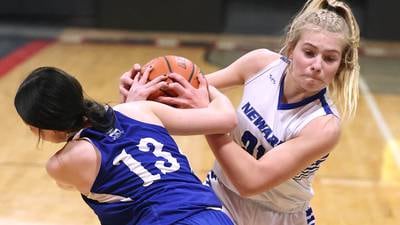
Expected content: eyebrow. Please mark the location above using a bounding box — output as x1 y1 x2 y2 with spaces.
303 42 341 55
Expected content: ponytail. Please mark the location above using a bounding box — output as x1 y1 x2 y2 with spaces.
15 67 114 134
83 100 114 132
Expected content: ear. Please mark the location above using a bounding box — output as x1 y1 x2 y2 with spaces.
286 45 294 59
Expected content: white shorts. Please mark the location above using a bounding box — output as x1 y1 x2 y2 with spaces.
205 171 316 225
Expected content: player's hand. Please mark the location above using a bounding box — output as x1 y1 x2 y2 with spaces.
119 64 140 102
122 64 167 102
157 73 210 108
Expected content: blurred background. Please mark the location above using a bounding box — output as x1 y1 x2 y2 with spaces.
0 0 399 225
0 0 398 39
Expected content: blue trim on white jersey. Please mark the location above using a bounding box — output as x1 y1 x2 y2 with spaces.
294 154 329 181
280 55 291 64
277 75 327 110
319 95 333 115
306 207 316 225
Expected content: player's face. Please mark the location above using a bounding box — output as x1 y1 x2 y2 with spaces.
289 29 344 93
29 126 67 143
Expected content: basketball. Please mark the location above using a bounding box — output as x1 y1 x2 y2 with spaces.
141 55 201 100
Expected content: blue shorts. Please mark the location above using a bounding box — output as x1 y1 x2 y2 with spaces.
176 209 234 225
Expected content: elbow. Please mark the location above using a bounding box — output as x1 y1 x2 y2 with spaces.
236 187 254 198
220 111 238 133
230 167 272 197
230 174 266 197
227 111 238 130
234 183 265 198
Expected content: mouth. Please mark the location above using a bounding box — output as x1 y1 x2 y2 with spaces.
303 75 324 87
303 74 318 81
304 72 323 81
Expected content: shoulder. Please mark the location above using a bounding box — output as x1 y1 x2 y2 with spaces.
113 101 163 126
244 48 280 59
113 100 149 115
300 115 341 153
234 49 281 80
241 49 280 65
46 140 98 189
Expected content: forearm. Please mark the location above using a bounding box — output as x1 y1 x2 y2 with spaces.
208 89 235 113
206 134 266 196
206 87 237 132
150 91 236 135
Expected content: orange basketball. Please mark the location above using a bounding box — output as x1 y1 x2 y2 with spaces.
141 55 201 100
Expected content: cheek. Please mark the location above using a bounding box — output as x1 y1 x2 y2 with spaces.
291 51 309 69
291 58 308 74
325 63 341 81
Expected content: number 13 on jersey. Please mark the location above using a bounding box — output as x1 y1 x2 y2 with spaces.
113 137 181 187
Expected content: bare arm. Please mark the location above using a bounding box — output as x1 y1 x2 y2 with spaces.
115 85 237 135
206 115 340 197
46 140 100 194
205 49 279 88
151 86 237 135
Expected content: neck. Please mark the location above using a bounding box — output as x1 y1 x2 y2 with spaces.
66 131 79 141
282 72 320 104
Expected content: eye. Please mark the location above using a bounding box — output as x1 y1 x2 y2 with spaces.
323 55 339 63
303 49 315 58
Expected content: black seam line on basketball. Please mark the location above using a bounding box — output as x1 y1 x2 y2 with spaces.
163 56 173 73
188 62 195 82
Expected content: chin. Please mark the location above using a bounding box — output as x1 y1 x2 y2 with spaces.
303 80 324 91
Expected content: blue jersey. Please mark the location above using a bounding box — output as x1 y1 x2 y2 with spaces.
78 109 222 225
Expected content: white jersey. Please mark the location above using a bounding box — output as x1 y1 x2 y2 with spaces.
213 54 338 213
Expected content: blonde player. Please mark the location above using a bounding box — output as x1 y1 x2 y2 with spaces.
120 0 360 224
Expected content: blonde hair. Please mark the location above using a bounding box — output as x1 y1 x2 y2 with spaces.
281 0 360 121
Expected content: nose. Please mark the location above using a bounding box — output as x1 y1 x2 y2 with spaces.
310 56 322 72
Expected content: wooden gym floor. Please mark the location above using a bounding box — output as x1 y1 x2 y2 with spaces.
0 28 399 225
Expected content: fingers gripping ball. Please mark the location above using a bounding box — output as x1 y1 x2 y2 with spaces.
142 55 201 100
